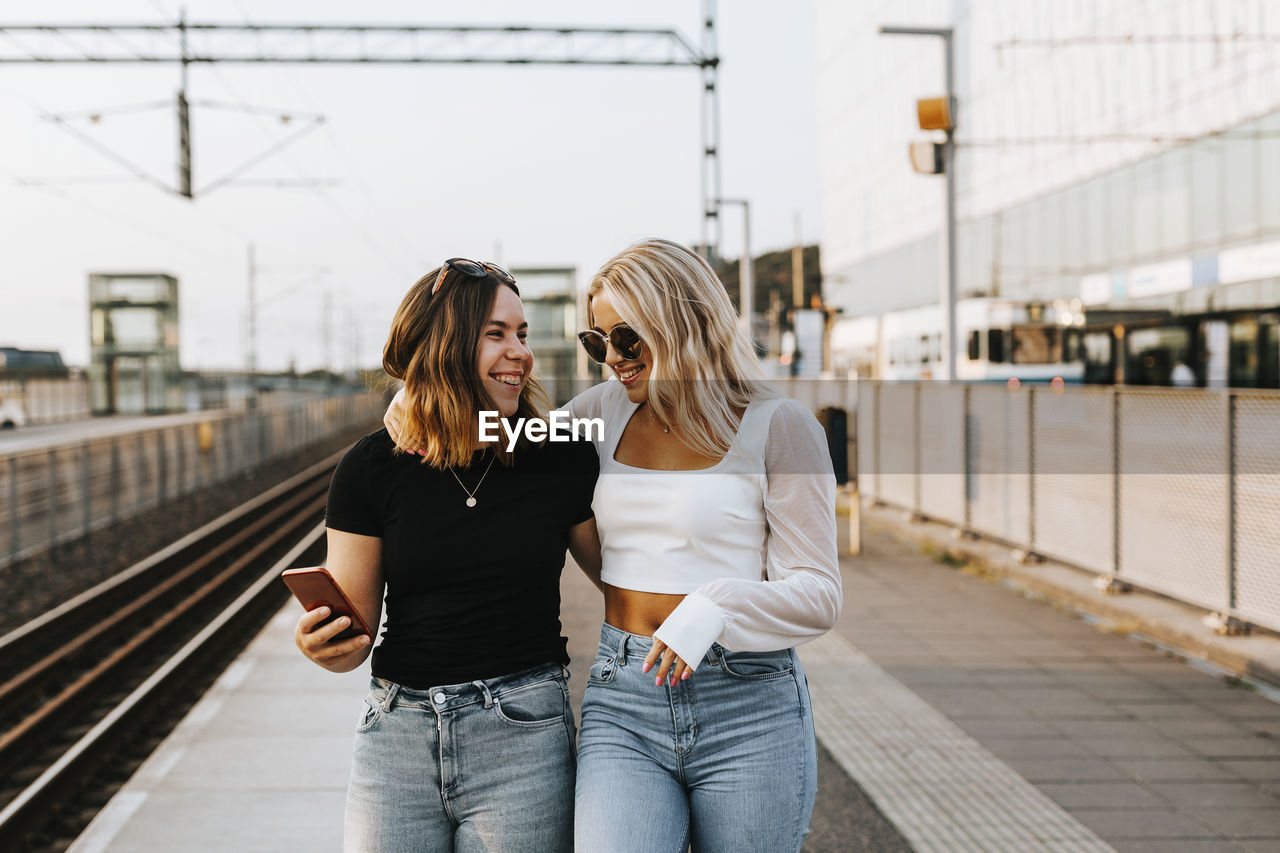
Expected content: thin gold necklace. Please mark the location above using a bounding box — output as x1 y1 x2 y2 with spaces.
643 402 671 434
448 453 497 508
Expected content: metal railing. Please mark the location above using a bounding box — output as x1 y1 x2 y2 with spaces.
0 377 91 424
855 381 1280 635
0 392 384 570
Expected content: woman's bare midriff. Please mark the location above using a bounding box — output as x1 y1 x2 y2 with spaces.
603 583 685 636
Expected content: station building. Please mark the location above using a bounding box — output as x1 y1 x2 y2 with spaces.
814 0 1280 386
89 273 182 414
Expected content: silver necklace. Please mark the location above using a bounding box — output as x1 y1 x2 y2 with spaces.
448 453 497 507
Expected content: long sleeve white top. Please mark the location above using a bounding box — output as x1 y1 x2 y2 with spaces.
564 380 841 669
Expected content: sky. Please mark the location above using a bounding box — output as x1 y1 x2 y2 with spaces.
0 2 821 373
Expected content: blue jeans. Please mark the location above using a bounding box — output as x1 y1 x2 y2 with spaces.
575 623 817 853
344 664 576 853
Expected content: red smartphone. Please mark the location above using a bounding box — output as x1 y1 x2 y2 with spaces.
281 566 373 642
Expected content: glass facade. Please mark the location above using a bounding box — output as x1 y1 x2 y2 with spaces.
816 0 1280 322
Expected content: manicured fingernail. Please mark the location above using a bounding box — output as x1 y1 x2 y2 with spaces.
681 670 691 680
669 675 677 686
641 662 652 673
655 675 662 686
358 635 370 645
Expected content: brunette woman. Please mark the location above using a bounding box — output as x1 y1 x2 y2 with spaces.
296 259 599 853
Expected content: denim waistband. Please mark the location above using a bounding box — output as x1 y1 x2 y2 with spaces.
596 621 798 669
371 662 565 712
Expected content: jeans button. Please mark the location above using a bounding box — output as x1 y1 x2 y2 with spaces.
433 692 447 705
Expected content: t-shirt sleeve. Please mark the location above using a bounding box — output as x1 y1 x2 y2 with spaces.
325 439 383 537
562 380 609 422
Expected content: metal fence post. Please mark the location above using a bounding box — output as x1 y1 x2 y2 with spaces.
963 384 972 534
222 416 233 481
1027 386 1037 554
136 433 146 513
176 427 185 498
8 456 18 564
913 382 922 516
110 437 121 523
80 440 91 538
256 411 265 467
157 428 167 503
1110 387 1125 585
873 382 881 501
1226 392 1238 624
47 448 58 551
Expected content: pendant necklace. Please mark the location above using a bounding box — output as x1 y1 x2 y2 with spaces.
448 453 497 508
644 402 671 434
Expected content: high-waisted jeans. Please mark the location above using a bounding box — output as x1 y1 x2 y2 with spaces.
575 623 817 853
344 663 576 853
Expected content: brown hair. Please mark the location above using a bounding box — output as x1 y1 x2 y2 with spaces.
382 266 550 468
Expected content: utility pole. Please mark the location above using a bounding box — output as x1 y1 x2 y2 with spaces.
701 0 723 259
717 198 752 331
177 9 192 198
880 25 958 382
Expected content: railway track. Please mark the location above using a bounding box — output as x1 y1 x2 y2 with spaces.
0 449 344 851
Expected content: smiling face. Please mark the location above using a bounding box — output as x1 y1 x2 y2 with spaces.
591 290 653 404
477 285 532 417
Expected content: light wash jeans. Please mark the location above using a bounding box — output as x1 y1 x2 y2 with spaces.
344 664 575 853
575 623 817 853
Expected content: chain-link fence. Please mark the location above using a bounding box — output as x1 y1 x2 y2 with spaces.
855 382 1280 635
0 392 384 570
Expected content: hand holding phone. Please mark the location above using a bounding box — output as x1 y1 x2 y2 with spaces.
282 566 373 642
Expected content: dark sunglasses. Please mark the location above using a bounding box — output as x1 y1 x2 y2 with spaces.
578 325 643 363
431 258 515 295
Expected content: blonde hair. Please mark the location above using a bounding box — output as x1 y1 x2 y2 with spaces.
587 238 771 458
383 266 550 468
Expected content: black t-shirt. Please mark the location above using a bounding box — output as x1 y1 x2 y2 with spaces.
325 429 598 689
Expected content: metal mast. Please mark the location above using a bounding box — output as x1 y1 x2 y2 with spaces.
0 18 722 254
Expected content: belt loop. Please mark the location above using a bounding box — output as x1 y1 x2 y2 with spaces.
472 679 495 708
380 682 400 712
615 631 628 666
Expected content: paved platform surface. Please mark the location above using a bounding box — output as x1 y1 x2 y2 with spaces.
69 520 1280 852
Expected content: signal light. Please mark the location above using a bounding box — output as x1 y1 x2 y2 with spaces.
909 141 943 174
916 96 953 131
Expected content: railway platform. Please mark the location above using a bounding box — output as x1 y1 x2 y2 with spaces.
66 517 1280 853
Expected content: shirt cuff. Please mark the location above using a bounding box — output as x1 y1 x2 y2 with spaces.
652 593 725 672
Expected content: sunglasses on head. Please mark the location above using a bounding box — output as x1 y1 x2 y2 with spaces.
431 258 515 295
578 324 644 363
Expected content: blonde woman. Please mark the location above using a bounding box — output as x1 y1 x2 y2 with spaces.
384 240 840 852
299 260 599 852
565 239 839 852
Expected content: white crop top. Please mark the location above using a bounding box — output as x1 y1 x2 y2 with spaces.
563 380 841 669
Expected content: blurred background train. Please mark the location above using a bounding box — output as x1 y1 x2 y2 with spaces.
0 347 69 380
828 299 1280 389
